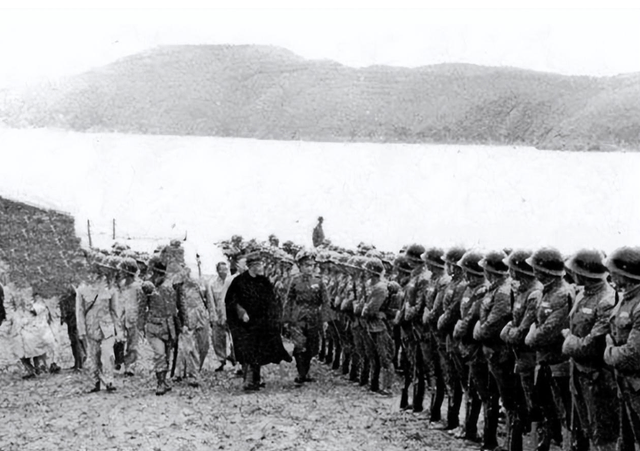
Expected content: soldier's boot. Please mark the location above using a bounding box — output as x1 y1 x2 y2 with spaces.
413 377 425 413
570 423 589 451
429 375 445 422
369 359 381 392
400 387 410 409
535 419 552 451
482 396 500 451
156 372 170 396
253 365 265 388
460 392 482 441
324 339 334 365
318 335 326 361
20 358 37 379
341 351 351 375
444 384 462 430
359 358 370 386
332 344 342 370
506 410 525 451
349 353 360 382
89 381 101 393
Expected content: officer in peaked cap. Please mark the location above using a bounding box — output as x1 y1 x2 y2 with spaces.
524 248 573 451
561 249 618 451
500 250 542 449
283 248 330 384
452 250 487 445
604 247 640 449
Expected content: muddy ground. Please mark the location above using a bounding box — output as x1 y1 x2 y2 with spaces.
0 331 559 451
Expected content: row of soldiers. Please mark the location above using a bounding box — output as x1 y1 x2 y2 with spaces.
253 241 640 451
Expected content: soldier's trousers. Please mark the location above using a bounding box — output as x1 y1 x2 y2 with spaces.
615 374 640 451
369 329 394 391
291 321 321 379
325 320 341 366
86 335 115 386
123 324 139 372
211 322 230 364
351 323 369 383
439 335 462 427
452 350 482 439
423 332 446 421
66 317 86 369
147 335 173 373
399 330 425 411
571 365 618 451
469 352 500 450
195 324 210 370
535 363 571 451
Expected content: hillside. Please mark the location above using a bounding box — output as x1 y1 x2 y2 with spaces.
1 44 639 150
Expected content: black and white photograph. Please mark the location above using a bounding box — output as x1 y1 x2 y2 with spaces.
1 2 640 450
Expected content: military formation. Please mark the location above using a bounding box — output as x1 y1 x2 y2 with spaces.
3 232 640 451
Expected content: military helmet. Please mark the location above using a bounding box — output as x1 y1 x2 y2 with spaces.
119 257 139 276
295 248 317 264
393 255 414 274
364 257 385 276
565 249 608 280
503 249 534 276
457 251 484 276
479 250 509 275
605 247 640 281
364 248 383 259
405 243 426 264
421 247 446 268
315 250 332 264
444 246 467 266
526 247 565 277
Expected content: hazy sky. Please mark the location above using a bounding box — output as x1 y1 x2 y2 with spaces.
1 3 640 89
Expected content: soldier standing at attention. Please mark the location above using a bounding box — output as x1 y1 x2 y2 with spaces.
76 254 121 393
603 247 640 449
524 248 573 451
562 249 618 451
118 257 145 377
140 260 179 396
284 249 330 384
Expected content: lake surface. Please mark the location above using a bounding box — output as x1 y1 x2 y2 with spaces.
1 127 639 274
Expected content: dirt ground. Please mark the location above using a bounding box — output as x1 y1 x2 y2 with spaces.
0 329 558 451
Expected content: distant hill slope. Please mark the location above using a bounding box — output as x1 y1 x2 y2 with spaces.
1 44 639 150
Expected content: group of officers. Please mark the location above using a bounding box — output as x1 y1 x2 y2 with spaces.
254 241 640 451
43 235 640 451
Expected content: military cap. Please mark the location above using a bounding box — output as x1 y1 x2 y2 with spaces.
295 248 317 264
565 249 608 280
526 247 565 277
444 246 467 266
458 251 484 276
605 247 640 281
421 247 446 268
405 244 426 264
364 257 385 275
479 250 509 275
245 251 263 267
503 249 535 276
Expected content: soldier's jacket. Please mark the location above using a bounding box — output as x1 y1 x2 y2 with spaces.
422 273 451 330
351 278 368 328
176 279 210 330
474 277 512 346
563 281 614 371
525 278 573 366
76 279 121 341
141 279 178 341
453 281 487 359
437 275 468 336
284 273 330 325
500 279 542 352
361 279 390 333
118 279 145 330
604 284 640 376
400 267 430 324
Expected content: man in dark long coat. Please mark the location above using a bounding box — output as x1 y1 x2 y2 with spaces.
226 252 292 391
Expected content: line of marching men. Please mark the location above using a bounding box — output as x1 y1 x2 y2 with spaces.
261 243 640 451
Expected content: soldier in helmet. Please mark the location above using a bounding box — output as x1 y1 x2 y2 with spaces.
603 246 640 449
436 246 468 435
117 257 145 377
420 247 450 426
283 248 330 384
500 250 543 449
524 248 573 451
474 251 526 451
562 249 618 451
452 250 488 445
76 253 122 393
396 244 430 412
350 256 374 387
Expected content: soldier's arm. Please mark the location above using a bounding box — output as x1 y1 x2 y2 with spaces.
506 290 541 344
475 289 512 342
362 284 389 318
282 278 296 323
563 295 614 359
454 296 480 340
204 281 218 324
426 285 446 326
438 286 464 333
604 305 640 372
527 294 570 348
109 289 123 338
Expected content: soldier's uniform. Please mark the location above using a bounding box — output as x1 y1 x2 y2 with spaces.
117 258 145 376
475 251 526 451
563 249 618 451
525 248 573 451
76 271 121 392
141 269 178 395
323 260 343 369
349 261 371 385
603 247 640 449
421 248 452 425
452 250 488 445
284 249 330 383
500 250 543 448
